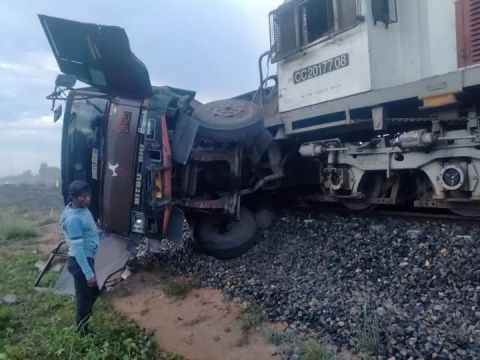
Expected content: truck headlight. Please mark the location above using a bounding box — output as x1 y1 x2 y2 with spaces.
131 211 146 234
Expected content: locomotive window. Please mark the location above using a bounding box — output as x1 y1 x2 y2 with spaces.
270 0 358 62
301 0 334 44
337 0 358 31
300 0 357 45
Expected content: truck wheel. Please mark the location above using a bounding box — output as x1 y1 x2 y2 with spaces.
195 208 257 259
192 99 264 143
255 207 275 230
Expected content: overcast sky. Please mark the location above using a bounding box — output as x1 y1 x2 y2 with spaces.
0 0 282 177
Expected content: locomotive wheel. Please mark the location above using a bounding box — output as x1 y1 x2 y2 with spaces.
340 173 384 211
449 191 480 218
416 174 479 218
195 208 257 259
192 99 264 143
450 208 480 217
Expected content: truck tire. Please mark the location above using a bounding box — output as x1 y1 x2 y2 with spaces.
195 208 257 259
192 99 264 143
255 207 275 230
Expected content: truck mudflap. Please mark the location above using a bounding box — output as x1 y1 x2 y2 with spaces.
38 14 152 98
39 234 131 295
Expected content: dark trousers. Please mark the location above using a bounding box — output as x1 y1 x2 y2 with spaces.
67 256 100 331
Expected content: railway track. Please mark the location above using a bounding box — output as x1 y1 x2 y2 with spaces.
284 202 480 225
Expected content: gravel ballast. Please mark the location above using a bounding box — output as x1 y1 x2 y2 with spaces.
142 212 480 359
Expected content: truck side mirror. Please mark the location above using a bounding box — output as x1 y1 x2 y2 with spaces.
53 104 63 123
55 74 76 88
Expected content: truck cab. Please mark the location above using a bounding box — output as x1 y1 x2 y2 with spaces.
62 91 154 237
39 14 278 288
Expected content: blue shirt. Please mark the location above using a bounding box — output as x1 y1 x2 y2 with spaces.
60 203 100 280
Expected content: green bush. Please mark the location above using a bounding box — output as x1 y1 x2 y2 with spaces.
301 339 336 360
0 210 37 241
356 308 384 356
265 329 292 346
240 304 265 333
157 276 201 299
0 307 13 333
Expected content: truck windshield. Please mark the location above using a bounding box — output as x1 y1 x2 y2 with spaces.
65 96 108 220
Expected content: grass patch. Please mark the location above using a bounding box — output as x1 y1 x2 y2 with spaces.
0 307 13 332
265 329 292 346
300 339 336 360
157 276 201 299
0 251 181 359
240 304 265 333
13 207 28 215
356 308 384 356
37 217 57 226
0 210 37 242
35 269 60 288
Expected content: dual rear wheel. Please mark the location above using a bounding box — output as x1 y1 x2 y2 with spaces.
194 208 258 260
189 99 267 258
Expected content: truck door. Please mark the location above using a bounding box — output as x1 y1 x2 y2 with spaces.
62 94 108 220
102 98 142 235
38 14 152 98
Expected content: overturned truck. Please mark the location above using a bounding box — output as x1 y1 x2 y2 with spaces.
38 0 480 288
37 14 279 290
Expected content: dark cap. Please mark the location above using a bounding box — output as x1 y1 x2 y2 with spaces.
69 180 92 197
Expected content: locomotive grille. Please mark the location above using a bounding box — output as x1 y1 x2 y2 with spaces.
269 0 359 64
457 0 480 66
270 5 299 63
468 0 480 64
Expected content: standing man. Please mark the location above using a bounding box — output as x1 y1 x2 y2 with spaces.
60 180 100 333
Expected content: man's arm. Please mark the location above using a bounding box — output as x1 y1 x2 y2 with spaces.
65 218 95 281
69 238 96 280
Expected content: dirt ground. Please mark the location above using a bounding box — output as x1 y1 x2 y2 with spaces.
110 272 281 360
15 208 281 360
